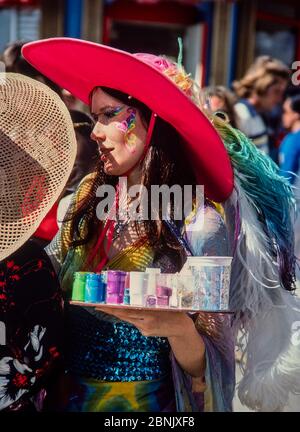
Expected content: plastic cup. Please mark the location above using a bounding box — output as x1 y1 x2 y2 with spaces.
185 256 232 311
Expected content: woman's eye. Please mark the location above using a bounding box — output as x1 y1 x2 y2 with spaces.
92 106 124 123
104 111 117 119
105 106 124 118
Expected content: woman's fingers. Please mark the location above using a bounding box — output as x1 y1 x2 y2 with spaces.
93 307 190 337
95 307 145 322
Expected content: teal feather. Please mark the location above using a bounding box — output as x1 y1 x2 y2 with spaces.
215 119 296 292
177 37 183 69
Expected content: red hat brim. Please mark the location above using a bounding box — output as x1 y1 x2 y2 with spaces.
22 38 233 202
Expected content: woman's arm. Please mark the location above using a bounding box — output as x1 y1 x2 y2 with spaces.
168 314 206 378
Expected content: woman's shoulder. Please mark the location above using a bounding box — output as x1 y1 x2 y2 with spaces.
67 171 98 210
184 202 229 256
77 171 97 195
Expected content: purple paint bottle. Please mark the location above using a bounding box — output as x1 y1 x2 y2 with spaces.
106 270 126 304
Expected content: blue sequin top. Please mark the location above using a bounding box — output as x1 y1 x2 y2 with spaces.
65 304 172 382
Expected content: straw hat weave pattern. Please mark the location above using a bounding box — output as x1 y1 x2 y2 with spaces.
0 73 77 260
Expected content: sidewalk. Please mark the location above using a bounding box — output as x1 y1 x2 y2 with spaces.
233 363 253 412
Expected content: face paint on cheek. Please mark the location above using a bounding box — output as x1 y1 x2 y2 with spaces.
111 106 126 131
112 106 125 116
116 120 128 133
115 108 137 154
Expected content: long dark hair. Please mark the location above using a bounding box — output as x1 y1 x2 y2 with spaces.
290 94 300 114
67 86 200 267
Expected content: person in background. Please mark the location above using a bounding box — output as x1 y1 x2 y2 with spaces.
2 40 62 97
62 110 98 196
62 89 83 111
57 110 99 227
0 73 77 411
279 94 300 182
279 94 300 292
233 56 289 155
200 85 238 128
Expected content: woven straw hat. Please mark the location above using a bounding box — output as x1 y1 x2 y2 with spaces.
0 73 77 260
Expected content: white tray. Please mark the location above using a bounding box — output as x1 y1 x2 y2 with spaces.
70 300 232 313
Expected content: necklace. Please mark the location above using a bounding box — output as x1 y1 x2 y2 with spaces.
112 208 144 241
113 217 131 240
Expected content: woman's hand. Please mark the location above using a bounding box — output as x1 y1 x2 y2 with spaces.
94 306 194 338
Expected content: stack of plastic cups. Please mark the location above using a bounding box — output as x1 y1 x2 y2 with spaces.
106 270 126 304
72 272 88 301
185 256 232 311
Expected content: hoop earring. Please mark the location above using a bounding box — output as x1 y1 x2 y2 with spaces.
213 111 230 124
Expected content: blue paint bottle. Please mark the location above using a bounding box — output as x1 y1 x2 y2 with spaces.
85 273 105 303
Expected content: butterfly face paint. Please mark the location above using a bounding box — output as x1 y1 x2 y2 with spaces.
116 108 137 154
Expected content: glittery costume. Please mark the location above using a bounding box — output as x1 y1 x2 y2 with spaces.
45 178 235 412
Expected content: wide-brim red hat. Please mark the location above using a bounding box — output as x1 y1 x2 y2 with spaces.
22 37 233 202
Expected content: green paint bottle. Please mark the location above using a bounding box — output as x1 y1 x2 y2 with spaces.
72 272 88 301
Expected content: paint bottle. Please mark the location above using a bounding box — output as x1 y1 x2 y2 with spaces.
123 273 130 305
145 267 161 296
123 288 130 305
146 295 157 307
85 273 106 303
106 270 126 304
129 272 148 306
155 274 173 308
72 272 88 301
156 285 173 307
101 271 108 302
144 268 160 307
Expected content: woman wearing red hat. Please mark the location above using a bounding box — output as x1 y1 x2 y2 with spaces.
23 39 300 412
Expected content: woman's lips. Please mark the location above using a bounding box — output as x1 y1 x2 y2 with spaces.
101 154 111 162
99 146 114 162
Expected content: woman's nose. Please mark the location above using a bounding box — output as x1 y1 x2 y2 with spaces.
90 122 106 142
